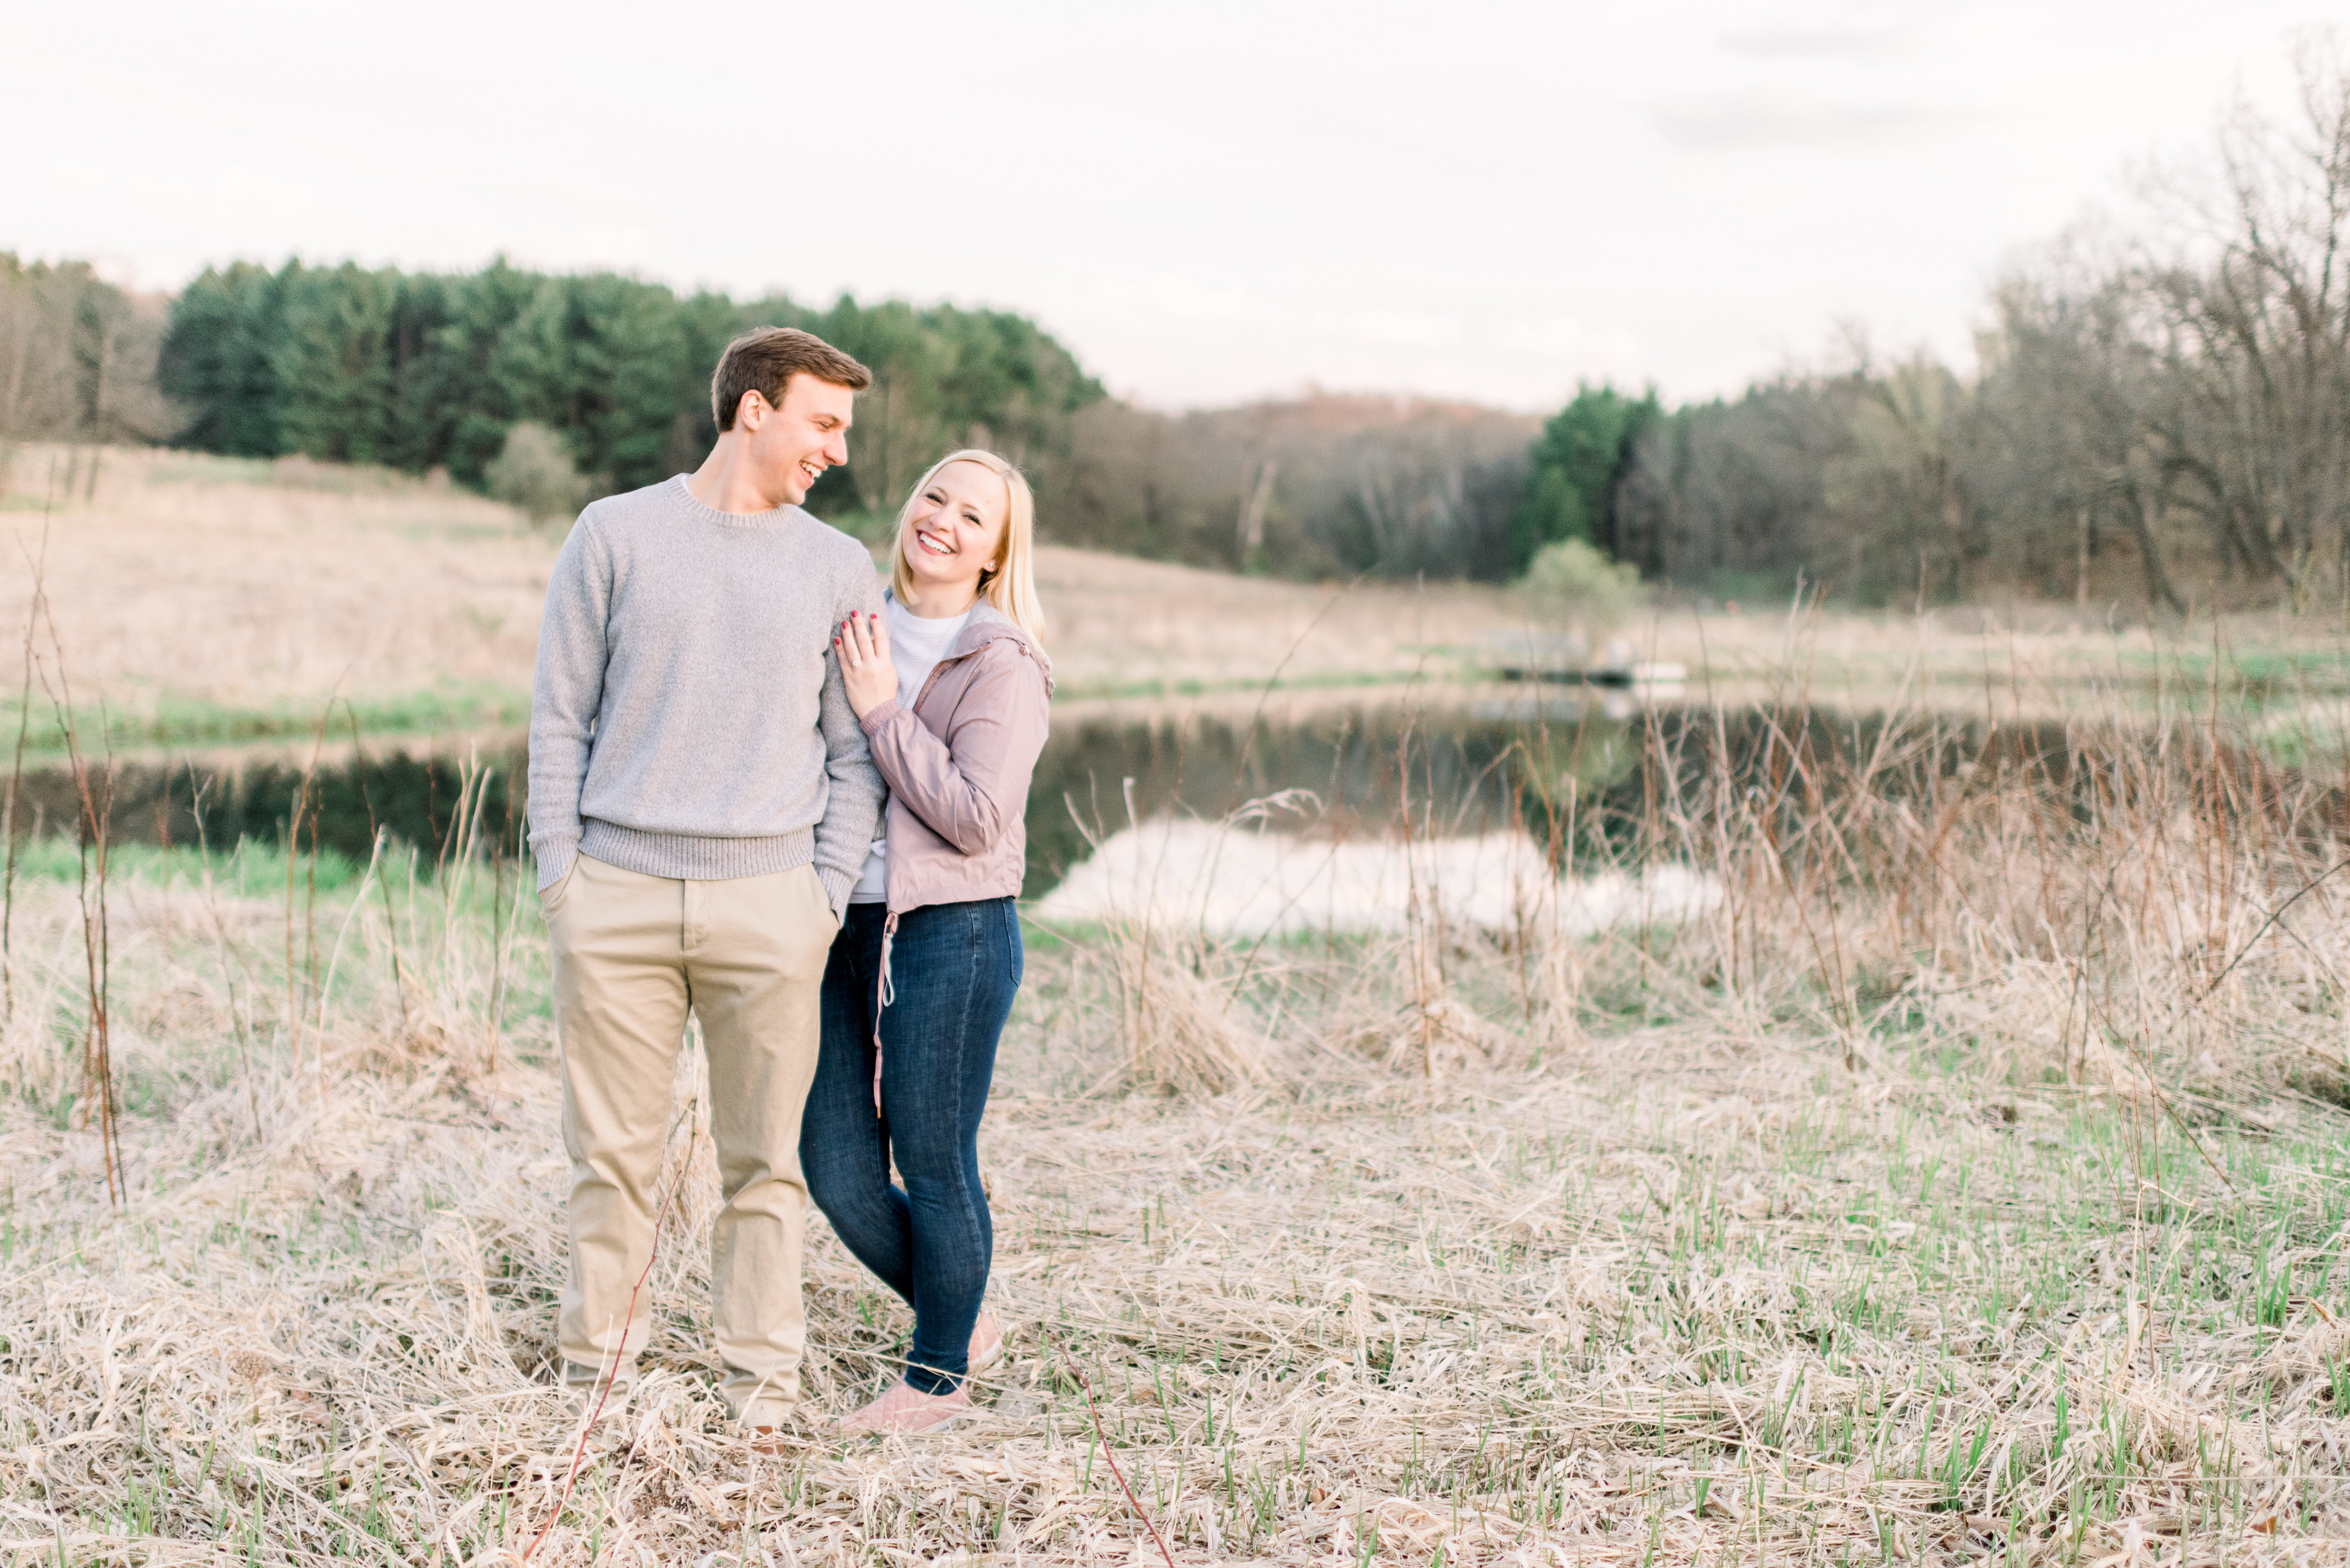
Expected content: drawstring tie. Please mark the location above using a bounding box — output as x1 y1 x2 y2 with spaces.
871 912 898 1112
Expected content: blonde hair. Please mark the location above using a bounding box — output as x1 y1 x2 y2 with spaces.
888 449 1047 645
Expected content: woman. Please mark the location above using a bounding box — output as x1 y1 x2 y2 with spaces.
807 448 1052 1435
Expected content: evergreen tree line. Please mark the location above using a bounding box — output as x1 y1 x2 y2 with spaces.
1548 40 2350 612
151 258 1105 521
4 247 1552 582
149 256 1560 582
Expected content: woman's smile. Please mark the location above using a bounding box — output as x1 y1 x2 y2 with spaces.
895 457 1012 610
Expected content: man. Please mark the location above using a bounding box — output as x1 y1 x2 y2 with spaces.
528 327 883 1432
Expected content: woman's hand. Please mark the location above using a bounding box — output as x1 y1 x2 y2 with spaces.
836 612 897 719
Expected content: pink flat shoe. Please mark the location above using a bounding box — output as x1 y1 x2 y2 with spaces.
838 1378 972 1435
968 1310 1003 1375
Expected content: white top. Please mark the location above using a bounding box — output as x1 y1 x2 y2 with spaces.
849 601 975 904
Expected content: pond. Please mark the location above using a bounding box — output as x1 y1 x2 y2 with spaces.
5 689 2063 916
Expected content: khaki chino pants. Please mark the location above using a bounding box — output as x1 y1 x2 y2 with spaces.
547 852 838 1427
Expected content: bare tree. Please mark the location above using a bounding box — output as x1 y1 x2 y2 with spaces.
1610 36 2349 616
2138 36 2350 606
0 257 178 492
1976 260 2191 612
0 261 83 485
1054 393 1535 580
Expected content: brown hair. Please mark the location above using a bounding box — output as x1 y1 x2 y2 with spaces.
710 328 871 431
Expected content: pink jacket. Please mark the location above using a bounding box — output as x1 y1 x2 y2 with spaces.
859 599 1054 915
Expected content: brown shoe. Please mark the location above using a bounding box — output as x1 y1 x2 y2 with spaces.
839 1379 972 1435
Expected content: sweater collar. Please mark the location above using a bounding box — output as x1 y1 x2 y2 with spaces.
665 474 807 531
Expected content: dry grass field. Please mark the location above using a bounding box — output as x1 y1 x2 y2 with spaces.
0 448 546 735
1 446 2349 1565
11 444 2341 743
0 446 1527 740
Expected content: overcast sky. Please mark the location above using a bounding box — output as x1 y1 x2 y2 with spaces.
2 0 2337 410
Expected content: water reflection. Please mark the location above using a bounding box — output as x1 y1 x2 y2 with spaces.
7 693 2063 900
1032 816 1721 939
7 744 522 866
1027 693 1648 895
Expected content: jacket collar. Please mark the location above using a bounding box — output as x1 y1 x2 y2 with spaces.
881 588 1055 693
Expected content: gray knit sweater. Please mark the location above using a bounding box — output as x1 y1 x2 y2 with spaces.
527 475 885 915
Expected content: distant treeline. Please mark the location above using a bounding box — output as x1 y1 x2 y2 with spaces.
151 259 1104 522
1052 395 1540 581
0 250 1550 583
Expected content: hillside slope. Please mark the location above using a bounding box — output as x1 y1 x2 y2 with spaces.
4 446 2326 751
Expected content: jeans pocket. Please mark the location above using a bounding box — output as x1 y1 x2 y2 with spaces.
540 860 578 915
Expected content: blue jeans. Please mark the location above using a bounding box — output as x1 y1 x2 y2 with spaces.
803 897 1021 1396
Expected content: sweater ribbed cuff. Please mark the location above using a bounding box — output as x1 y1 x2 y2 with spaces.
533 835 580 891
816 866 855 924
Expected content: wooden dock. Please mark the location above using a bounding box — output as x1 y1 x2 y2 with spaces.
1497 662 1688 687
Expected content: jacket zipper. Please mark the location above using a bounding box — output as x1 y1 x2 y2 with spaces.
908 654 961 717
875 636 971 1108
871 910 898 1113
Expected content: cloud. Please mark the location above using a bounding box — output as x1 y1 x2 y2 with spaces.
1093 275 1641 365
1651 94 1967 150
1718 22 1915 60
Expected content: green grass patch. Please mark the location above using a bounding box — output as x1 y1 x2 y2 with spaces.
2117 645 2350 689
7 836 540 917
7 836 374 895
0 680 528 757
1055 667 1464 703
